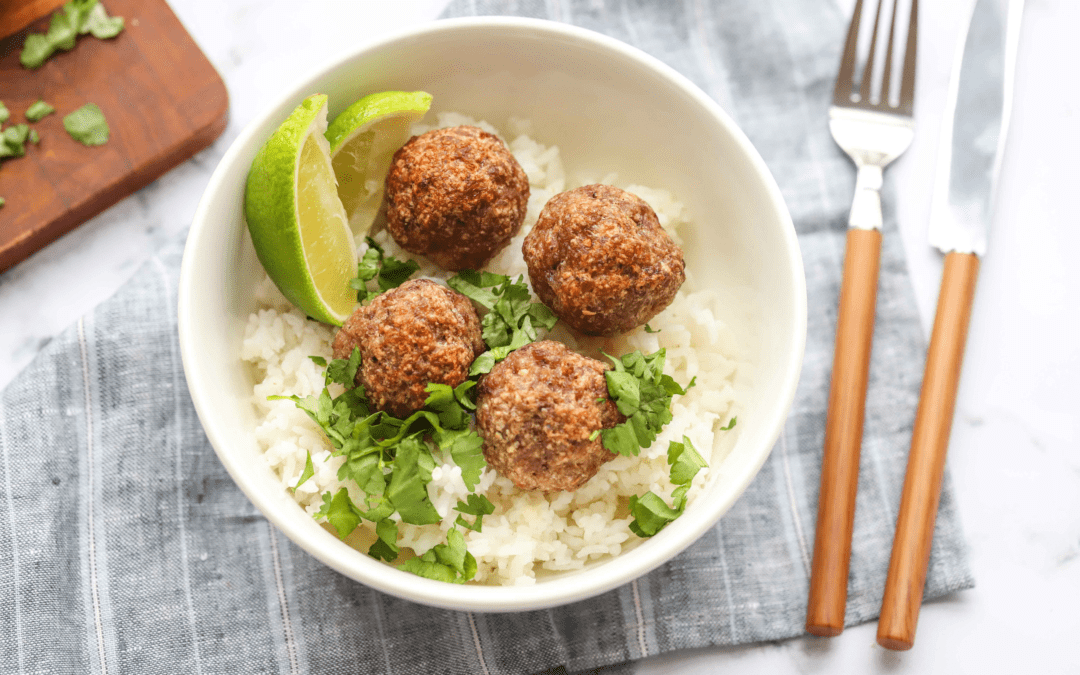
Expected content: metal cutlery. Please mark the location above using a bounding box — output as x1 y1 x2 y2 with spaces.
877 0 1025 650
806 0 918 638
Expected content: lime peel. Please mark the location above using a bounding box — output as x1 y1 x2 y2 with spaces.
245 94 357 326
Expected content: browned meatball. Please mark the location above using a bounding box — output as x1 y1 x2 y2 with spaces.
332 279 484 418
384 126 530 271
476 341 624 492
522 185 685 336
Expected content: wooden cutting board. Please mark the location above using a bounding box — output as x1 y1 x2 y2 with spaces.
0 0 228 272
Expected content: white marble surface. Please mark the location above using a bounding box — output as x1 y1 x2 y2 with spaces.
1 0 1077 672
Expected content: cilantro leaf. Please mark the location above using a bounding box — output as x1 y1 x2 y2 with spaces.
320 488 363 539
386 437 441 525
446 430 486 491
397 552 459 583
644 324 661 333
720 416 737 431
433 528 476 580
28 130 40 144
325 347 361 387
46 11 78 51
599 349 692 458
454 494 495 532
83 3 124 39
349 237 418 302
448 270 557 372
291 451 315 492
368 519 399 562
20 33 55 69
628 436 709 538
0 102 9 124
2 125 31 158
628 492 681 537
398 528 476 583
378 257 420 291
337 447 386 496
20 2 124 70
63 103 110 146
667 436 707 485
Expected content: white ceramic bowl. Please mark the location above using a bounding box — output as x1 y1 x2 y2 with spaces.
179 17 806 612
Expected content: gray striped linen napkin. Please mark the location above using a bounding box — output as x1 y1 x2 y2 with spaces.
0 1 974 673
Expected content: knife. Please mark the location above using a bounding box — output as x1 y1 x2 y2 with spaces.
876 0 1024 651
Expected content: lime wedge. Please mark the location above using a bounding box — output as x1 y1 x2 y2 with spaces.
245 94 357 326
326 90 432 234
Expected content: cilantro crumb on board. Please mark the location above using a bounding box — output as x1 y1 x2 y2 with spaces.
20 0 125 70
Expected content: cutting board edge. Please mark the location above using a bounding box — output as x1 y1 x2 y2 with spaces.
0 95 229 273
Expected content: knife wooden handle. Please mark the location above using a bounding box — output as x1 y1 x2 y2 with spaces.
806 228 882 637
877 251 980 651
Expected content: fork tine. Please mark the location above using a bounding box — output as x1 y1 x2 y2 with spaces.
858 0 886 103
899 0 918 114
833 0 865 105
880 0 900 105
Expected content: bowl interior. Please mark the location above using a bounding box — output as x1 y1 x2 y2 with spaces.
179 18 806 612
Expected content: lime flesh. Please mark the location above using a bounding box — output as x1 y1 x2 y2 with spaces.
327 91 432 234
245 94 357 325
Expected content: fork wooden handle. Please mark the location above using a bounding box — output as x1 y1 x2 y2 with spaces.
877 252 980 650
806 228 882 637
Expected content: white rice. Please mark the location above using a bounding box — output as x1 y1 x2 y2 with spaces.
240 113 741 585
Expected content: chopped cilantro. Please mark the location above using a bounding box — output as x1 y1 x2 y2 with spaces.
319 488 363 540
720 416 737 431
644 324 661 333
387 436 441 525
2 125 31 159
349 237 419 303
628 435 720 537
628 492 681 537
454 493 495 532
21 1 124 69
446 270 557 375
64 103 110 146
398 528 477 583
324 346 360 387
667 436 708 487
275 320 499 581
25 100 56 122
598 349 693 457
0 102 9 124
291 451 315 492
0 198 5 208
83 3 124 39
368 519 400 562
28 130 40 144
21 34 55 69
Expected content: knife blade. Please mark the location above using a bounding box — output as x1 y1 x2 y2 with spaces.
876 0 1024 651
928 0 1025 255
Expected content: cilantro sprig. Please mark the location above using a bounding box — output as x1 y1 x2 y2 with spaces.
446 270 558 375
349 237 420 303
598 349 695 458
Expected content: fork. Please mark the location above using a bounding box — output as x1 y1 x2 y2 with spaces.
806 0 918 638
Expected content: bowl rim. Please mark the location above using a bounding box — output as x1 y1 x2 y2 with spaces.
179 15 807 612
